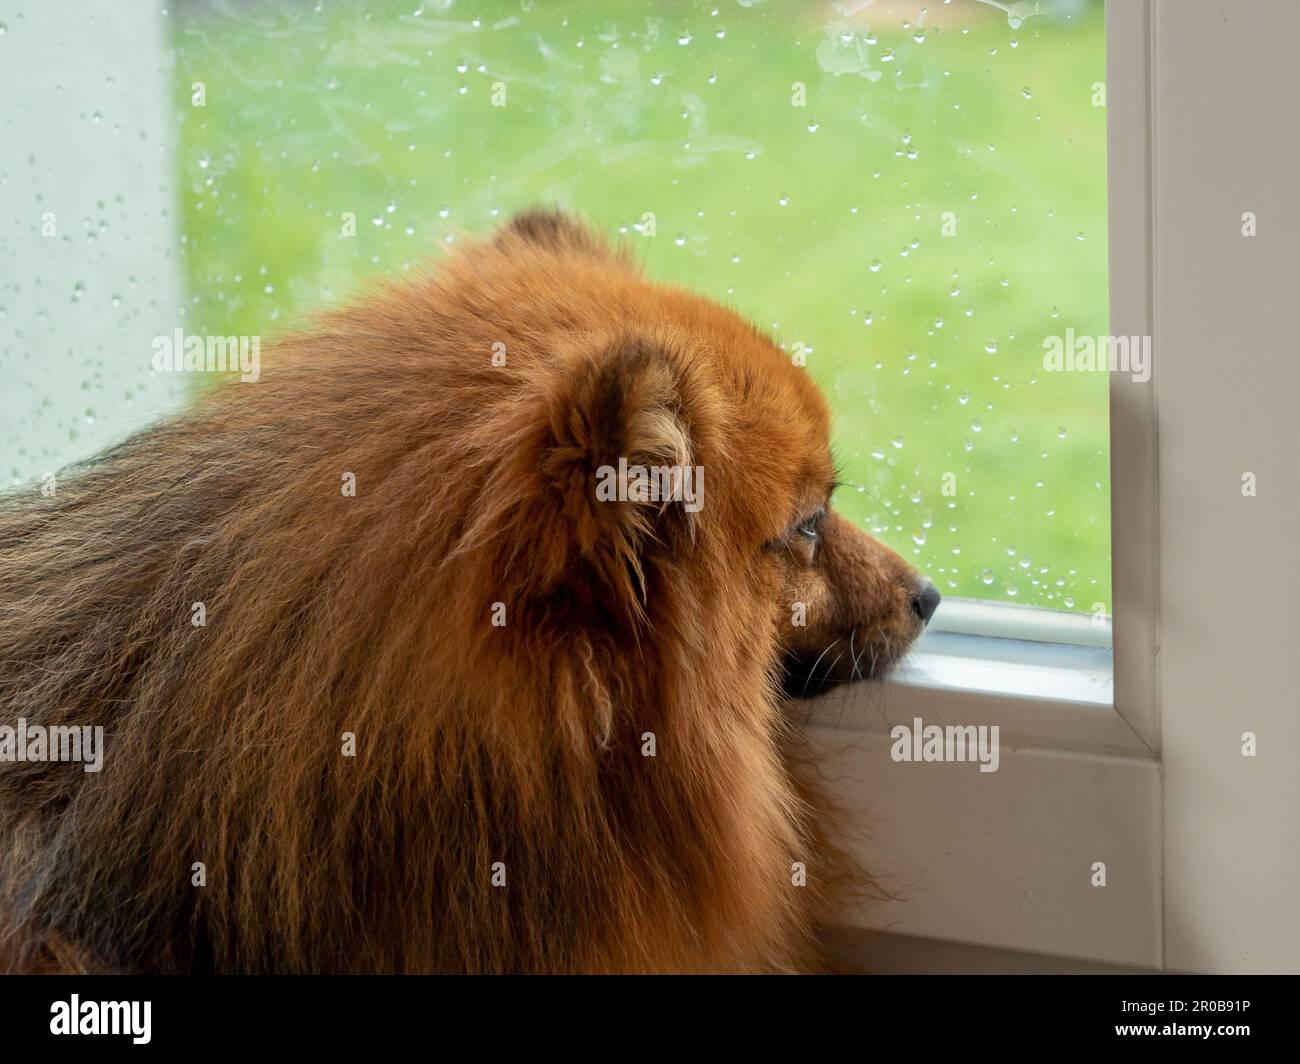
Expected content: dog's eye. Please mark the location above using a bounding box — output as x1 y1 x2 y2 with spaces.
795 510 824 540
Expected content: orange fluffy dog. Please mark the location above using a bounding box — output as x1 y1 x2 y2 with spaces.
0 211 937 974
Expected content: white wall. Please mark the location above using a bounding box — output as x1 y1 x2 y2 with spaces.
1156 0 1300 974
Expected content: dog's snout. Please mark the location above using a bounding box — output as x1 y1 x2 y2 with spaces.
911 581 941 625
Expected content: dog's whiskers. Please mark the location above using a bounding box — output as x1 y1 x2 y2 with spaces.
822 649 846 686
849 626 867 681
800 638 842 697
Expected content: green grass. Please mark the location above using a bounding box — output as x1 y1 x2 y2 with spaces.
172 0 1110 612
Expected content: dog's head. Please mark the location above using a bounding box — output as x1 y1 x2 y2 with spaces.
471 210 938 699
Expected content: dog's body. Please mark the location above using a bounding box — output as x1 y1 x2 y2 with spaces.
0 212 933 973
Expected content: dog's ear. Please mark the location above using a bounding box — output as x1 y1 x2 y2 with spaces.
495 208 630 266
532 334 701 624
453 331 703 628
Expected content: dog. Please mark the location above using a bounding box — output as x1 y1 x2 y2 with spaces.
0 210 938 973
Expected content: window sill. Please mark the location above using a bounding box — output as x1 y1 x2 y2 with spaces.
799 602 1151 759
927 598 1111 649
893 628 1113 708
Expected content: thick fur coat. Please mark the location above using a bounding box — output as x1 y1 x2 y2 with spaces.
0 212 931 973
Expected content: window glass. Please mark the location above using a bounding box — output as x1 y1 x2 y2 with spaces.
166 0 1109 611
1 3 187 486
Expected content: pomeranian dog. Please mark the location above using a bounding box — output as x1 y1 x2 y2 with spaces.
0 211 938 974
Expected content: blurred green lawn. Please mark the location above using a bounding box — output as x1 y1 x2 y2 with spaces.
172 0 1110 612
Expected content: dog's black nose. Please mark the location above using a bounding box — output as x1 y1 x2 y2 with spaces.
911 581 941 625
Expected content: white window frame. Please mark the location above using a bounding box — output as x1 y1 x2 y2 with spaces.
806 0 1164 969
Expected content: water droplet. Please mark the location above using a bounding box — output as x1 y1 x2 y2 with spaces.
1057 426 1068 439
1021 86 1032 99
984 339 998 354
981 569 995 585
891 435 904 449
869 259 882 272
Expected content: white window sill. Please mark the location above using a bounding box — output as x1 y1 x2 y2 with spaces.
893 629 1113 708
799 599 1151 759
927 598 1111 649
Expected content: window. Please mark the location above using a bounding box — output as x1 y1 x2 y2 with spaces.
166 0 1110 618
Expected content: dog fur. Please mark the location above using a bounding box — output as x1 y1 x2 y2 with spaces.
0 211 929 973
